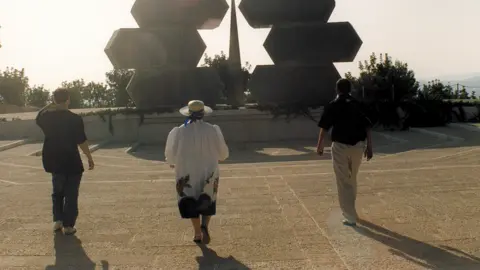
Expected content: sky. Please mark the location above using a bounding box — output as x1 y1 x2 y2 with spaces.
0 0 479 90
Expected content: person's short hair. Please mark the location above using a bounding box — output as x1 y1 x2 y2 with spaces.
336 78 352 94
53 88 70 104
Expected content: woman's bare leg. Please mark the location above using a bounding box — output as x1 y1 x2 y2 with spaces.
201 215 211 243
202 215 211 228
191 218 202 242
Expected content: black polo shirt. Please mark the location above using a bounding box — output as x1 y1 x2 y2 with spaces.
318 94 372 146
36 110 87 174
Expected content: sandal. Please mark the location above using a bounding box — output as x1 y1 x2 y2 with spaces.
193 234 202 243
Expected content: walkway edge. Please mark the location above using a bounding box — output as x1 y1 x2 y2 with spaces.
449 123 480 133
125 142 141 154
89 140 111 153
410 128 464 143
0 139 30 152
374 132 409 144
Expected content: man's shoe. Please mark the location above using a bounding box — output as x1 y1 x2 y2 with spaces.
64 227 77 235
53 221 63 232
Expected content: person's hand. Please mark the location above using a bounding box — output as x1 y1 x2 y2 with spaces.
316 142 325 156
88 158 95 170
364 145 373 161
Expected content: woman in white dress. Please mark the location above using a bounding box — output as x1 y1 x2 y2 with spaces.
165 100 229 243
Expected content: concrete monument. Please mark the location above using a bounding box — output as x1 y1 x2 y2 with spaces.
105 0 229 109
105 0 362 108
239 0 363 106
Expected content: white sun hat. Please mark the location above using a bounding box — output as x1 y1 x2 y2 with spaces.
179 100 213 116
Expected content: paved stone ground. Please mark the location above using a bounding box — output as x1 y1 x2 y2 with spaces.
1 128 480 269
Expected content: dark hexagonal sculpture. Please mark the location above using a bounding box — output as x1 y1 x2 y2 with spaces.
105 27 206 69
248 65 340 107
126 67 224 109
153 27 207 68
132 0 229 29
239 0 335 28
105 28 167 69
264 22 363 65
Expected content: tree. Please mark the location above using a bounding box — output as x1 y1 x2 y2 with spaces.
25 85 50 107
345 53 419 103
418 80 454 100
105 69 134 107
458 86 470 100
202 51 252 103
82 82 115 108
0 67 29 106
61 79 117 108
471 91 477 99
60 79 87 109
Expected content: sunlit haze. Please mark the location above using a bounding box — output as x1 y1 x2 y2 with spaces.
0 0 479 89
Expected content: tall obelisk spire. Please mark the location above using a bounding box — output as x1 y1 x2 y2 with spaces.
227 0 244 106
229 0 241 67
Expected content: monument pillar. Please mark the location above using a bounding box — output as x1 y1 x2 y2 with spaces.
227 0 245 107
239 0 363 107
104 0 229 109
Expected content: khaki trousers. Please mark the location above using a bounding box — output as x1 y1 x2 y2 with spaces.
331 141 365 222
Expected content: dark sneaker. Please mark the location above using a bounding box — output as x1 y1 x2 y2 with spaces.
64 227 77 235
53 221 63 232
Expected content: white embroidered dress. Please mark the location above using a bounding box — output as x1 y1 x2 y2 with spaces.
165 120 229 211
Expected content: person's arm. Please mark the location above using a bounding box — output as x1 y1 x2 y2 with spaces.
76 117 94 169
79 141 93 162
363 115 373 160
165 127 179 167
213 125 229 161
316 104 334 155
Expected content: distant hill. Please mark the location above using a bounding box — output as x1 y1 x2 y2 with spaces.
419 75 480 94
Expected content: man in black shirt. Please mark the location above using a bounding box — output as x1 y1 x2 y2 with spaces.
36 88 95 235
317 79 373 226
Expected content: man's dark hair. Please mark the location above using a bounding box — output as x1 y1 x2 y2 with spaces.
53 88 70 104
336 78 352 95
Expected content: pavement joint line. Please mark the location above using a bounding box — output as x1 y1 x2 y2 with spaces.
0 160 480 179
282 175 352 270
0 158 421 172
263 178 315 269
0 179 20 185
432 147 480 161
15 164 479 186
0 161 42 170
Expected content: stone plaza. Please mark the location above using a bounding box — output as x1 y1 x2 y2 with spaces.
1 124 479 269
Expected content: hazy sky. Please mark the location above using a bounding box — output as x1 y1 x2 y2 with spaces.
0 0 479 89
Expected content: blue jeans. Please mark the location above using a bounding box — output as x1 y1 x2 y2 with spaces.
52 174 82 227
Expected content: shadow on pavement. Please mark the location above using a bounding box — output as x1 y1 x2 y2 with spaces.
196 244 250 270
45 232 108 270
356 219 480 269
127 141 333 164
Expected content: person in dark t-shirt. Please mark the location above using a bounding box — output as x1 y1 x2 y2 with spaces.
316 79 373 226
36 88 95 235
